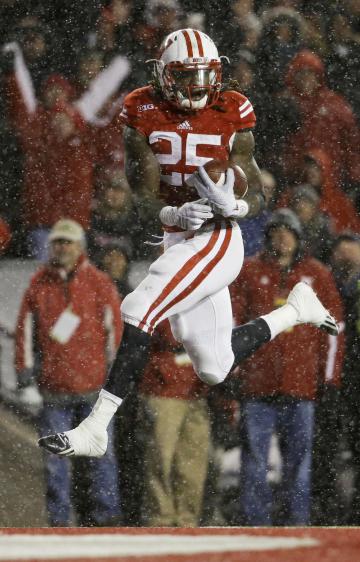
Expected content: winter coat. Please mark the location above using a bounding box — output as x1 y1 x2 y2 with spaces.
5 74 95 229
15 256 122 394
283 49 360 186
230 252 344 400
139 320 208 400
278 148 360 234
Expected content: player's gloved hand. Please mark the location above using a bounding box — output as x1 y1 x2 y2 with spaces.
192 166 237 218
1 42 18 74
159 199 213 231
230 199 249 219
2 41 20 54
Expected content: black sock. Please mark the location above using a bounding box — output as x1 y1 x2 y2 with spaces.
231 318 271 365
104 323 151 399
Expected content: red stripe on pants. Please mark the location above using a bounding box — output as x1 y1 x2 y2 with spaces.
148 223 233 333
138 225 221 331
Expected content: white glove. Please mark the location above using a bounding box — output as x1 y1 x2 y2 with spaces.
231 199 249 219
2 41 21 55
192 166 237 218
159 199 213 231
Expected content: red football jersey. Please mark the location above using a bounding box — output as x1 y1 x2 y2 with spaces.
120 85 256 207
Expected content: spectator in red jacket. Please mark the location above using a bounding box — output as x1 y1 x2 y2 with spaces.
3 38 132 260
3 43 95 260
282 49 360 192
278 148 360 234
137 319 211 527
74 48 129 170
15 219 123 526
230 208 344 526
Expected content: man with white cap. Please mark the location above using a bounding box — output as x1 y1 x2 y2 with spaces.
15 219 123 526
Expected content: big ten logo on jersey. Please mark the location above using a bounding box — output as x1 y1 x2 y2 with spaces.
149 131 236 187
137 103 155 112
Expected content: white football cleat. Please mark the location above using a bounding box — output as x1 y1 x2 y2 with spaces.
38 419 108 458
287 281 339 336
38 389 121 457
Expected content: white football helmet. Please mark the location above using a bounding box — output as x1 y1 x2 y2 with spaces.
150 28 223 111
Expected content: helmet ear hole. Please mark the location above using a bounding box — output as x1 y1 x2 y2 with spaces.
148 59 167 94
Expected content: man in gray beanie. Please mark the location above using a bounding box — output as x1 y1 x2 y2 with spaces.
289 184 335 264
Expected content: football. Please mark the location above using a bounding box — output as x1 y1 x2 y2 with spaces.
203 158 248 199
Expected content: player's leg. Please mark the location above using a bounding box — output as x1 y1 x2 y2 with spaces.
39 226 338 457
231 281 339 365
170 287 234 385
170 278 339 388
38 323 153 458
108 221 242 390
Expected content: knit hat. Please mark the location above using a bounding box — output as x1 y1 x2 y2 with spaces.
290 184 320 206
265 208 303 239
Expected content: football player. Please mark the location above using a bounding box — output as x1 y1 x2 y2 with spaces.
39 29 338 458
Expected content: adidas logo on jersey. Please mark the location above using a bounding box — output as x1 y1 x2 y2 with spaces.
177 120 193 130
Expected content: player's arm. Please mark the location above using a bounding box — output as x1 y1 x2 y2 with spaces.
123 125 161 199
123 125 163 227
229 131 266 218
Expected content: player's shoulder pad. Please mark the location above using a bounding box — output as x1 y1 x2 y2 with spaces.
121 86 155 117
222 89 248 103
217 90 256 129
120 86 159 135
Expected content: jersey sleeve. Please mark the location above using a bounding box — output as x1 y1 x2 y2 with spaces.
119 89 149 136
226 91 256 132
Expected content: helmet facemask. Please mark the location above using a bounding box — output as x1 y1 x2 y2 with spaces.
162 61 222 110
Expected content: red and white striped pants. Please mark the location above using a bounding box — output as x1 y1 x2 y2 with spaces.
121 220 244 384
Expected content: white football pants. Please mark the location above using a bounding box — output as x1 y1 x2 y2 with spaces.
121 220 244 385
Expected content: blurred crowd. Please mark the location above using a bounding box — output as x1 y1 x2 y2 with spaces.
1 0 360 528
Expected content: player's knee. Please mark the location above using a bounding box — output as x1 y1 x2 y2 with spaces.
195 349 234 386
197 370 228 386
189 348 234 386
120 293 134 317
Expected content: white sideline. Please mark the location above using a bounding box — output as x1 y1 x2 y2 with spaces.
0 533 319 559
